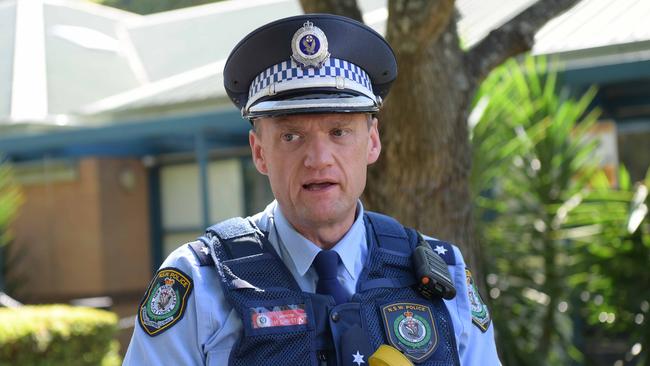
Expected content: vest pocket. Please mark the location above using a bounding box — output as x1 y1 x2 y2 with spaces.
228 296 317 366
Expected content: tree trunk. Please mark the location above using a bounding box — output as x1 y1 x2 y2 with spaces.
299 0 582 273
364 11 482 270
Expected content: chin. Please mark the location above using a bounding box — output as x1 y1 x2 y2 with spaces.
301 202 353 225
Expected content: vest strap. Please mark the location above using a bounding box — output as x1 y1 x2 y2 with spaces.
357 276 417 292
206 217 265 259
365 211 456 266
364 212 416 254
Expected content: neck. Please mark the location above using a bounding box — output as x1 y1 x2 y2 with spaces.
282 207 357 250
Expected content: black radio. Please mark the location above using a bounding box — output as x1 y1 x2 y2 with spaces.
412 234 456 300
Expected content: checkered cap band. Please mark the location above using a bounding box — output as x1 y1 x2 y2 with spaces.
247 57 374 104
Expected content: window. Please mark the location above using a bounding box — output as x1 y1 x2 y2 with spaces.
159 158 245 257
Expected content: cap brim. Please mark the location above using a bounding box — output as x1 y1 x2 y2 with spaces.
246 95 378 118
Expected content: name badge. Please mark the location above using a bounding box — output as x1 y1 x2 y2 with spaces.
250 304 307 329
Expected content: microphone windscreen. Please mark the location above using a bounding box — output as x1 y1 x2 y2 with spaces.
369 345 414 366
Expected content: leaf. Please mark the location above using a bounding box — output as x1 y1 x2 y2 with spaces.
618 165 631 191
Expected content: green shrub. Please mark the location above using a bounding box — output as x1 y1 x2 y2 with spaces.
470 55 600 365
0 305 120 366
1 158 24 295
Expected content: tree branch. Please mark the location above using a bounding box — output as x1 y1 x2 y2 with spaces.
465 0 581 86
299 0 364 23
387 0 455 53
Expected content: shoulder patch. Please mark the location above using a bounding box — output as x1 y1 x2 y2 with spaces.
465 269 491 332
425 239 456 265
138 267 193 336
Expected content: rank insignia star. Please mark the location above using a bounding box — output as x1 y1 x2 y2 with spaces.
352 350 365 365
434 245 448 255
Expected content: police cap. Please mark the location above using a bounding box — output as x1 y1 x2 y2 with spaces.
224 14 397 119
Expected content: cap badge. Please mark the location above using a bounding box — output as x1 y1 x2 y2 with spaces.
291 21 330 69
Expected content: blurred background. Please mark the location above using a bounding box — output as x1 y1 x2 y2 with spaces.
0 0 648 364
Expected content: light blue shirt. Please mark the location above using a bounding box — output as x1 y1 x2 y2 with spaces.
124 200 501 365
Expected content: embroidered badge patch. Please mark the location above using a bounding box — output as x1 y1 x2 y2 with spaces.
139 267 193 336
466 269 491 332
380 302 438 362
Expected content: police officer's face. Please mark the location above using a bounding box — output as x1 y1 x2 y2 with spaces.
249 113 381 234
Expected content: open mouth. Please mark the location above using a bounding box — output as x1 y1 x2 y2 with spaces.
302 182 337 191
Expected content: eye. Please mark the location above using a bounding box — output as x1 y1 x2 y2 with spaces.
281 133 300 142
331 128 349 137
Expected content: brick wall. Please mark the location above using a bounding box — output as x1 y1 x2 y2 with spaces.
9 158 151 303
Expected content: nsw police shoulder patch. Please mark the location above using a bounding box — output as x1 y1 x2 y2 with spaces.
138 267 193 336
380 301 438 363
465 269 491 332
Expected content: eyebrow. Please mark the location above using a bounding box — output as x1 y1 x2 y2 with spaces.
273 119 303 130
271 116 359 129
328 119 353 127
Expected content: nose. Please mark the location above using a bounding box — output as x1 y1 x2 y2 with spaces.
304 135 335 170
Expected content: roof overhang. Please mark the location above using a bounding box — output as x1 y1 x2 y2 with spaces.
0 107 248 162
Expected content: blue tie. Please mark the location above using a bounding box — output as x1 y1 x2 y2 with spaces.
313 250 349 305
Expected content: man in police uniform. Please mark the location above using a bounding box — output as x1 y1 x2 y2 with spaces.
124 14 500 366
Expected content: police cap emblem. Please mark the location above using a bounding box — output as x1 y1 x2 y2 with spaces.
291 21 330 69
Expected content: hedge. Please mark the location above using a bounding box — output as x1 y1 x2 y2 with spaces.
0 305 121 366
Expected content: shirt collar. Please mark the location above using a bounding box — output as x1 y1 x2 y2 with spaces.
272 200 366 279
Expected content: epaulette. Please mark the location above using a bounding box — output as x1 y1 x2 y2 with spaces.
424 239 456 265
187 240 215 267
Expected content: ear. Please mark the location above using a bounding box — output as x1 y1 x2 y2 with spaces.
249 130 269 175
367 117 381 164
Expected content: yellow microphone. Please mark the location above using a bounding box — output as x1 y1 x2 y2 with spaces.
368 345 414 366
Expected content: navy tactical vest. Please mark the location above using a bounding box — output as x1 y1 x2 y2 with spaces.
191 212 460 366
